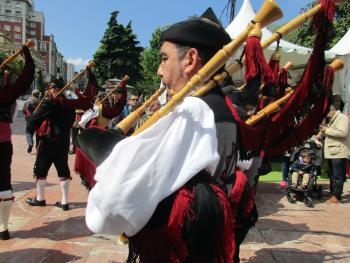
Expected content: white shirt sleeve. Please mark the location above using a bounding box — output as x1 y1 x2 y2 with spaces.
85 97 219 236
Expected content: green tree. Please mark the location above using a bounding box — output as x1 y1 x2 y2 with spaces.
287 1 350 48
136 27 166 96
93 11 143 86
36 70 46 97
0 51 24 80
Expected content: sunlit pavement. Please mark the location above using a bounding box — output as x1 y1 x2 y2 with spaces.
1 118 349 263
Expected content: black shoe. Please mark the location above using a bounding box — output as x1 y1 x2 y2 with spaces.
26 198 46 207
55 201 69 211
0 230 10 240
27 145 33 153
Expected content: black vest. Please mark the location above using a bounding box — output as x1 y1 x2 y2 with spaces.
0 101 16 123
199 87 238 188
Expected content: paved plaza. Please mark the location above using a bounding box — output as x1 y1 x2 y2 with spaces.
0 118 349 263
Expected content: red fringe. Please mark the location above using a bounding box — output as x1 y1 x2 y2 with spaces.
230 169 248 219
245 36 274 85
225 96 264 153
321 0 335 21
267 66 334 156
243 185 256 219
277 68 288 97
269 59 280 82
128 187 193 262
209 184 235 262
74 147 96 190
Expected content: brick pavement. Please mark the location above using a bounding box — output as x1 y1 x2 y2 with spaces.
0 119 349 262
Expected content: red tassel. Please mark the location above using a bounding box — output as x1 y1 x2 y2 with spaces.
209 184 235 262
268 59 280 82
225 96 264 153
230 169 248 218
321 0 335 21
74 147 97 190
128 187 193 262
4 70 10 86
167 187 194 261
267 67 334 156
277 68 288 97
245 36 274 85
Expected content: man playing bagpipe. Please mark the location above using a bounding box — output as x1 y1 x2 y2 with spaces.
83 8 255 262
26 69 98 211
0 45 35 240
25 82 76 211
78 80 127 130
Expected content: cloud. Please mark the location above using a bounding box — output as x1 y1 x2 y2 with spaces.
66 58 90 67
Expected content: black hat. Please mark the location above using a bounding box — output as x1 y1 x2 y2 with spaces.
161 7 231 52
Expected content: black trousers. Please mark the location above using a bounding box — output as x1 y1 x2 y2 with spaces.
0 141 13 191
34 138 70 179
327 158 347 199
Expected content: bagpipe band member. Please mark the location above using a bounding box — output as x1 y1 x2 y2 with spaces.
26 82 76 211
85 8 243 262
79 83 127 129
0 45 35 240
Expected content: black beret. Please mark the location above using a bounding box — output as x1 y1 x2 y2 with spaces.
161 8 231 52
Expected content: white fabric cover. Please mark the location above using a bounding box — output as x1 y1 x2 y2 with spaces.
86 96 220 236
79 105 99 129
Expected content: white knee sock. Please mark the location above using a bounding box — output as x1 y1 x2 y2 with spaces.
36 179 46 201
0 190 13 232
60 180 70 205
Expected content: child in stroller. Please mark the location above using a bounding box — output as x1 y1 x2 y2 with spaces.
286 141 323 207
290 150 315 190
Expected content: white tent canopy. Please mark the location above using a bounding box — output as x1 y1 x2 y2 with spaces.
328 28 350 111
225 0 314 68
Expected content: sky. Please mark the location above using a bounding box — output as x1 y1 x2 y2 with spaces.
35 0 312 70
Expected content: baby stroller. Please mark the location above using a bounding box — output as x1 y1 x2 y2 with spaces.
286 140 323 207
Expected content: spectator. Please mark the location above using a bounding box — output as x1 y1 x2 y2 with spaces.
22 89 40 153
290 149 316 190
321 104 350 203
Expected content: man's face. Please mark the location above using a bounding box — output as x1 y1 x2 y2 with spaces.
129 95 139 106
157 41 190 94
112 92 122 102
327 106 336 119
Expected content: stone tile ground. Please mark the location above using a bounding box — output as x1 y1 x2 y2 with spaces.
1 119 349 262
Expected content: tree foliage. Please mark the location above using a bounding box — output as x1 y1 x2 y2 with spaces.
93 11 143 86
0 51 24 81
36 70 46 97
136 27 167 96
286 1 350 49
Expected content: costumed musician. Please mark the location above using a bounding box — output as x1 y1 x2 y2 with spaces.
85 8 249 262
78 80 127 129
0 45 35 240
25 81 76 211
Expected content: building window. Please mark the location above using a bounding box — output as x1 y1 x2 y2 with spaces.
15 11 21 16
5 10 11 14
15 17 21 22
30 22 36 28
14 26 21 32
14 34 21 39
4 25 11 31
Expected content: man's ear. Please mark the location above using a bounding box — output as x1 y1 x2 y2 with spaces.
183 48 201 76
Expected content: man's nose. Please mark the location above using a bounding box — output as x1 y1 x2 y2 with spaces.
157 66 163 77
